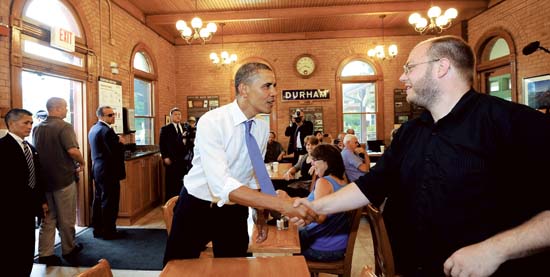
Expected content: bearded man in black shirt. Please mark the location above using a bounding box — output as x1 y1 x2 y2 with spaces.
293 35 550 276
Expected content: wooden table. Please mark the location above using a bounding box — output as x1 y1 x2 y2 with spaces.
267 162 293 180
160 256 310 277
248 223 301 255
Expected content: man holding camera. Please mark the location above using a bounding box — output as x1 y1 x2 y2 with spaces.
285 109 313 164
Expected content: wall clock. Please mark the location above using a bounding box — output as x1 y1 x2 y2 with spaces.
295 54 316 78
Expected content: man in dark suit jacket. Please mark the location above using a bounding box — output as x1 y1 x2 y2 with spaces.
0 108 47 276
285 109 314 164
88 105 126 240
159 107 188 201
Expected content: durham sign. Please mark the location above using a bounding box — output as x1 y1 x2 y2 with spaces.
282 89 330 101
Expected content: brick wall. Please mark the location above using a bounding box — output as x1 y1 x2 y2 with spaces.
0 0 177 136
175 36 426 148
1 0 548 141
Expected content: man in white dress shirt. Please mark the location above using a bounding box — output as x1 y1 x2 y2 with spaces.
164 62 317 263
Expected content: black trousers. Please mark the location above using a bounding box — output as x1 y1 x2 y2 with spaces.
92 179 120 235
164 161 186 202
163 188 249 265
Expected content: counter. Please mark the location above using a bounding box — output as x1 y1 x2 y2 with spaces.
117 146 162 225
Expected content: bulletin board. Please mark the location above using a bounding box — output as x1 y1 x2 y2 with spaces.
187 95 220 121
98 77 123 134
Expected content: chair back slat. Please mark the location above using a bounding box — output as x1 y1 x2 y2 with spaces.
366 203 396 277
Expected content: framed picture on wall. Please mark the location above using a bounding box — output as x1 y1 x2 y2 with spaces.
523 74 550 111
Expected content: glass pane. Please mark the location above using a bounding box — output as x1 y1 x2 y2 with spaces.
489 38 510 60
488 73 512 101
21 71 82 144
343 113 376 142
341 60 375 77
133 52 152 73
23 39 83 67
342 83 376 113
24 0 82 37
135 117 153 145
134 78 152 116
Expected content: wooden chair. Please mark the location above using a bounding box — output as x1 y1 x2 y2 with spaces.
76 259 113 277
366 203 397 277
360 265 378 277
162 196 179 235
162 195 213 258
307 208 363 277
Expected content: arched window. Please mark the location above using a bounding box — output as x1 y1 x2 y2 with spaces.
21 0 86 68
132 47 157 145
338 59 383 142
24 0 82 37
476 30 517 102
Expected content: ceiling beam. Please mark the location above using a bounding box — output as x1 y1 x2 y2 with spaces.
174 27 418 45
146 1 488 25
112 0 145 23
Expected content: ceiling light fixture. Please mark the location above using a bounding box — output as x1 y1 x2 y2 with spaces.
175 0 217 44
368 15 397 60
408 6 458 34
210 23 237 65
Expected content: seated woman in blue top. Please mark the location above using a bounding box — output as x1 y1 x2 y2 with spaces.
279 144 350 261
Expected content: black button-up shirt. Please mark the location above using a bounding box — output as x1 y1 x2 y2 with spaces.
357 89 550 276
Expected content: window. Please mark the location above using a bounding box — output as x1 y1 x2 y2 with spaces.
340 60 380 142
132 50 155 145
24 0 82 37
476 31 517 102
22 39 84 67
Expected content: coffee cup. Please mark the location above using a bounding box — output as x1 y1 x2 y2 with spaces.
272 162 279 172
380 146 385 153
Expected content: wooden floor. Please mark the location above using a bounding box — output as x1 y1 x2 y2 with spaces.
32 206 375 276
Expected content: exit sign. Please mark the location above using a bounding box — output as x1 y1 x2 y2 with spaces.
50 26 75 52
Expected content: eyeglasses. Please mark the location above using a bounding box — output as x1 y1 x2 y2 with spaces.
403 59 440 75
105 113 115 117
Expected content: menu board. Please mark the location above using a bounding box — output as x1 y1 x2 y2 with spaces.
289 106 323 131
187 95 220 121
98 77 123 133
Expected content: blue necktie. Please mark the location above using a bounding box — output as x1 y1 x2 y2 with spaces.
245 120 276 195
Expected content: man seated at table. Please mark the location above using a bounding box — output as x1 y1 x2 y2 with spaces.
279 144 351 261
264 131 285 163
341 134 370 182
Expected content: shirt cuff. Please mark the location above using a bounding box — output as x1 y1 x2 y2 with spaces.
217 176 245 207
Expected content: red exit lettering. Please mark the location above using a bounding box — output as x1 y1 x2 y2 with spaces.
58 28 73 44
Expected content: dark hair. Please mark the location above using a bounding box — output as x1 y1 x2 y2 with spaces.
169 107 181 115
310 144 346 179
269 131 276 137
425 35 475 85
5 108 32 127
234 63 272 94
96 105 112 117
313 131 323 136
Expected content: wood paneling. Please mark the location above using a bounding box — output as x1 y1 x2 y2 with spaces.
120 0 490 45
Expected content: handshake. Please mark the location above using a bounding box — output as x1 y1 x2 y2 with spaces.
276 190 318 226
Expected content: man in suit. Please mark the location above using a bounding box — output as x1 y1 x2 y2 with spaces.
285 109 313 164
159 107 187 201
0 108 48 276
88 106 126 240
34 97 85 265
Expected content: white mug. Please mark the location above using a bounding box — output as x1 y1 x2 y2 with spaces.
272 162 279 172
380 146 385 153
